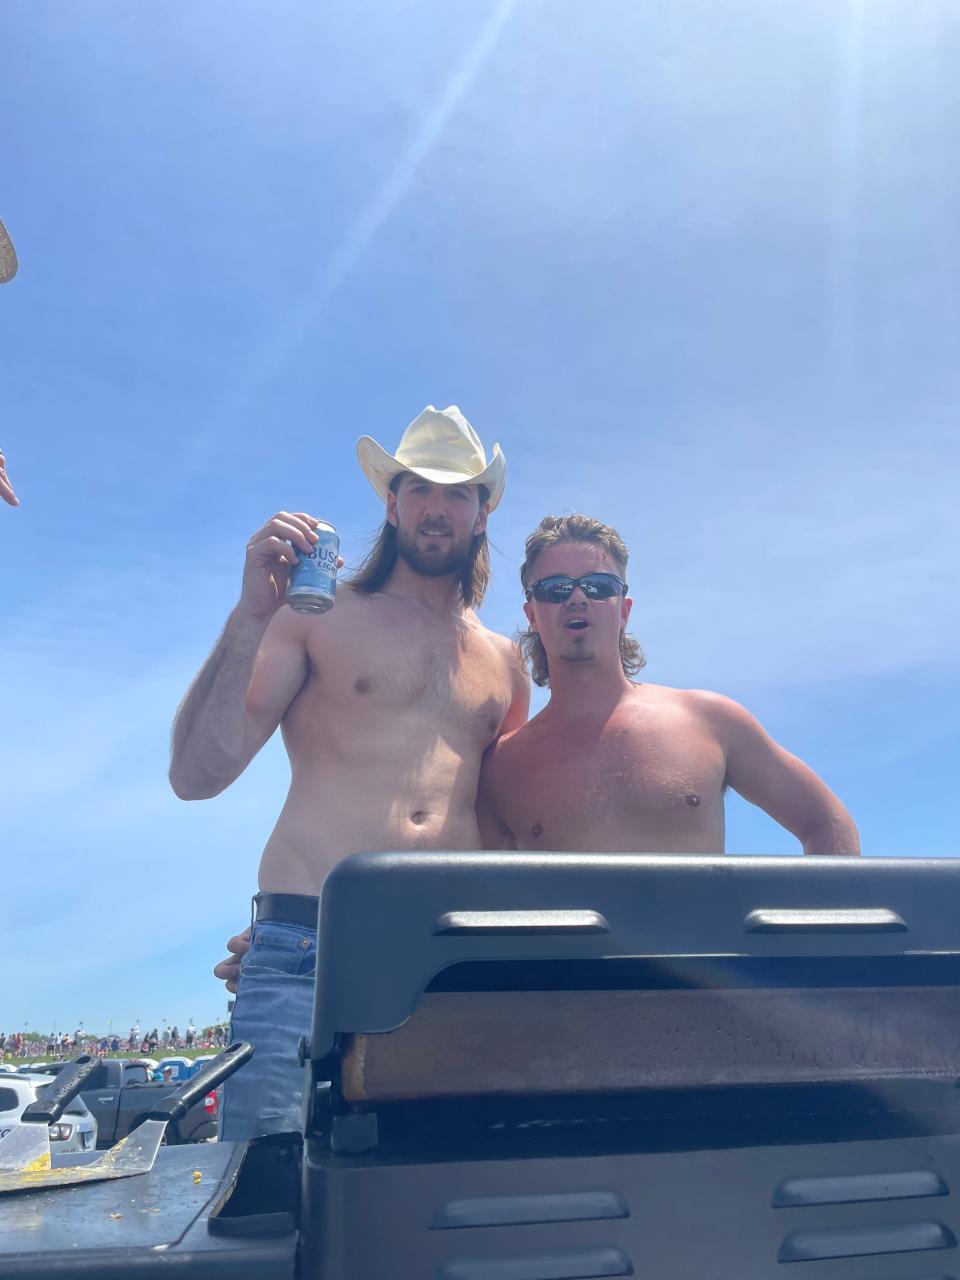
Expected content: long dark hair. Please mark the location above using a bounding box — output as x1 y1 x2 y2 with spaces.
346 478 491 609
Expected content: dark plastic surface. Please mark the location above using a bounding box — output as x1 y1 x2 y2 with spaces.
146 1041 253 1122
310 853 960 1057
302 1132 960 1279
11 856 960 1280
206 1131 300 1238
0 1143 294 1278
300 854 960 1279
21 1057 100 1126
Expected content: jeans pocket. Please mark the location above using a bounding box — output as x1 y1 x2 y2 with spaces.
243 921 316 977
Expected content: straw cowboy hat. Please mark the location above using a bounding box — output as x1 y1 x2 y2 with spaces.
357 406 506 512
0 219 18 284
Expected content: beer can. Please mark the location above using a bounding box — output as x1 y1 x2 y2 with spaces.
287 520 340 614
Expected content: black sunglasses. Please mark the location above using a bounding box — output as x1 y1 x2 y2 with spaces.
525 572 628 604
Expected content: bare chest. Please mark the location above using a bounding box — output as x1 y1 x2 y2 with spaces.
497 709 727 851
290 608 511 744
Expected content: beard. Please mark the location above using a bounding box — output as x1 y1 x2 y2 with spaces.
396 524 475 579
558 634 595 662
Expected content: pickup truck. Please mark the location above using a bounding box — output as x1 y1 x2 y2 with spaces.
32 1058 218 1146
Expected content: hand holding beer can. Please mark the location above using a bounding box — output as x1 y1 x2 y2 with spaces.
287 520 340 614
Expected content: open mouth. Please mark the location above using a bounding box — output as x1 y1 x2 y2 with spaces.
566 618 589 631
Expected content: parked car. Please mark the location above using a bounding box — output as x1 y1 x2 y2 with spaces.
30 1059 218 1146
0 1076 98 1153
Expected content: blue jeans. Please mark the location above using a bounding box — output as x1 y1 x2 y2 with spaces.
219 919 317 1142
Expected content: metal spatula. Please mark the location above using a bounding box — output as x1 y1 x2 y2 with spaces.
0 1055 101 1172
0 1041 254 1195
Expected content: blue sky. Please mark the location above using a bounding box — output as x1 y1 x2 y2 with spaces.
2 0 958 1034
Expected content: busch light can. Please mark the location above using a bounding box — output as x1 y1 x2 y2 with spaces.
287 520 340 614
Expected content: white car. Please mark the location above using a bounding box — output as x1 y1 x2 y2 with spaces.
0 1075 98 1153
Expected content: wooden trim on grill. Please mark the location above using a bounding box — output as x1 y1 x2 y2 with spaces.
340 985 960 1102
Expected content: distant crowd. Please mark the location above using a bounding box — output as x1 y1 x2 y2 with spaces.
0 1022 230 1061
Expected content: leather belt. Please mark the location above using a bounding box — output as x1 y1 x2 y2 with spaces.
253 892 320 930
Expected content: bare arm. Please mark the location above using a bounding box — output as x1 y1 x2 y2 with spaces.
702 693 861 856
169 511 324 800
477 743 518 850
473 642 528 849
169 606 308 799
500 646 532 737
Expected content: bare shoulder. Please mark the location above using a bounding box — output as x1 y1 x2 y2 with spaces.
308 583 375 632
468 613 525 668
619 682 734 716
248 599 314 655
283 585 378 667
467 615 531 723
331 583 373 617
672 687 764 740
629 683 760 733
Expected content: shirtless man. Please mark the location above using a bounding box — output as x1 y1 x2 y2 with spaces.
169 407 528 1139
479 513 860 857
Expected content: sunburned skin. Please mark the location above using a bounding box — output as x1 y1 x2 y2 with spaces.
257 585 521 892
481 683 731 853
478 537 860 858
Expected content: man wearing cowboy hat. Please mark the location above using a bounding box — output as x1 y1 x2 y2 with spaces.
169 406 528 1140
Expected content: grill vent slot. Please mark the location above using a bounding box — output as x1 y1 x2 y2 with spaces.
779 1220 956 1263
436 1245 632 1279
774 1169 948 1207
432 1191 628 1230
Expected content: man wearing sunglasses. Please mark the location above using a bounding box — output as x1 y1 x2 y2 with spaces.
478 513 860 857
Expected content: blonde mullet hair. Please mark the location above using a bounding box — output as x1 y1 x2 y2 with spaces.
516 513 646 688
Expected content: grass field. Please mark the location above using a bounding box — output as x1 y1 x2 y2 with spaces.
1 1046 228 1067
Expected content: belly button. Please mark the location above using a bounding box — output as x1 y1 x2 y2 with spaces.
411 811 427 826
531 823 544 838
685 794 701 808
